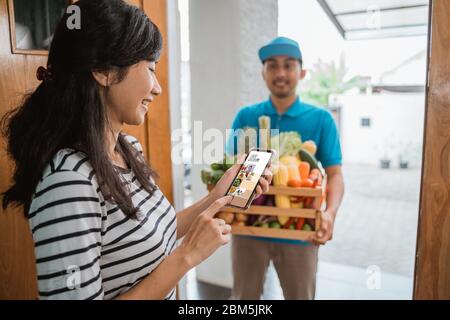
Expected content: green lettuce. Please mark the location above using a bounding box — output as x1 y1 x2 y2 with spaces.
270 131 303 157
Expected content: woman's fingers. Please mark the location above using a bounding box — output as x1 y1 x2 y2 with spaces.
258 176 270 193
220 223 232 235
255 185 263 197
255 167 273 196
263 167 273 184
205 196 233 218
214 218 226 226
237 153 247 164
221 233 231 245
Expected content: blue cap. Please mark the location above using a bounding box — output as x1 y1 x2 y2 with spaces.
258 37 302 63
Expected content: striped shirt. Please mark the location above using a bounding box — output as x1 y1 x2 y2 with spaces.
28 135 178 300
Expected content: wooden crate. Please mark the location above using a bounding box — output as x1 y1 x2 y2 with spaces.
210 179 326 241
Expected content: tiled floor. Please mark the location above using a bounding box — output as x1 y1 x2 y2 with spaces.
319 164 421 277
187 261 413 300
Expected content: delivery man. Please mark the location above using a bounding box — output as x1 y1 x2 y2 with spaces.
226 37 345 300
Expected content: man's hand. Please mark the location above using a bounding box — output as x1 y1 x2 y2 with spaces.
311 165 344 246
311 210 335 245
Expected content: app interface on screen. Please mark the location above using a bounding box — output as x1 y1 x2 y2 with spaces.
227 151 272 207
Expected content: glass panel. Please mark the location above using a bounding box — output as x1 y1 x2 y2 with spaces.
12 0 67 51
337 6 429 31
326 0 428 15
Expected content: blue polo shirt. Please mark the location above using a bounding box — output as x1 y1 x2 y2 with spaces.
226 96 342 245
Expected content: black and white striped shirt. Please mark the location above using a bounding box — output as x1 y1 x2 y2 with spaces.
28 135 178 300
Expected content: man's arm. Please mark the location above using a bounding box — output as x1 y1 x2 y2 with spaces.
312 165 345 245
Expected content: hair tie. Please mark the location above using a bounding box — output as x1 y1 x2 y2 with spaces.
36 66 52 82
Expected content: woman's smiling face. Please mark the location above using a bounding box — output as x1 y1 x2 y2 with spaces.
102 60 162 126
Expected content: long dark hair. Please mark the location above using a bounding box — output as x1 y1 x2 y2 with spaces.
1 0 162 218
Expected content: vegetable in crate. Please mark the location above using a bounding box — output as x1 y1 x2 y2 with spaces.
298 149 319 171
258 116 271 150
290 200 304 209
246 214 259 226
302 140 317 156
270 132 303 157
302 178 314 188
200 155 237 186
273 163 291 207
216 212 234 224
273 163 289 186
269 221 281 229
278 215 290 225
296 218 305 230
235 213 248 222
201 170 212 185
211 169 225 185
264 195 275 207
286 164 301 181
283 217 295 229
298 161 310 181
252 194 266 206
280 155 300 167
287 179 302 188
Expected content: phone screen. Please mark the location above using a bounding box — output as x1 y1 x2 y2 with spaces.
226 150 273 208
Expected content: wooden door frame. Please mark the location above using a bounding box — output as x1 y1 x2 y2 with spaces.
0 0 175 299
414 0 450 300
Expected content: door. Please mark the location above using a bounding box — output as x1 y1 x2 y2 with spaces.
414 0 450 300
0 0 173 299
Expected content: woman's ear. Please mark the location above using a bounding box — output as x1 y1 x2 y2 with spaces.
92 70 111 87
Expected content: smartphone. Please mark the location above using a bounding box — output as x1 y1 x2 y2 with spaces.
225 148 275 210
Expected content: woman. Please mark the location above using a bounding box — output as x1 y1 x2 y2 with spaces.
1 0 272 300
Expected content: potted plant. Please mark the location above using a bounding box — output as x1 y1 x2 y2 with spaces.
398 141 414 169
399 154 409 169
380 157 391 169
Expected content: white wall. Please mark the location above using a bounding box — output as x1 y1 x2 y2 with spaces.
336 92 426 168
189 0 278 288
166 0 188 299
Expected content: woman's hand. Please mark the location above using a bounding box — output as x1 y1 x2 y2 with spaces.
210 155 273 201
177 196 233 269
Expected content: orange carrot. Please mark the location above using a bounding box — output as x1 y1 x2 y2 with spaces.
299 162 310 181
